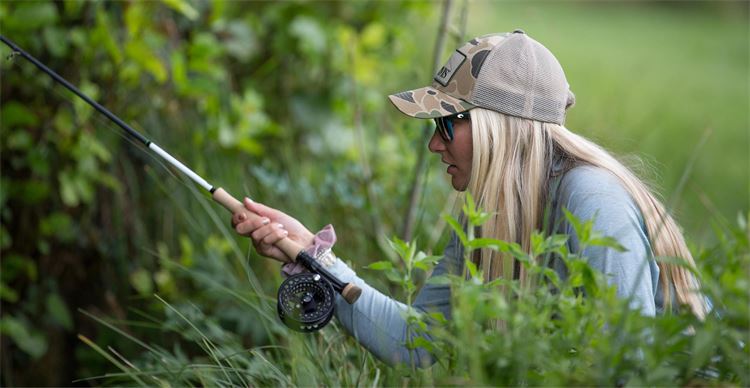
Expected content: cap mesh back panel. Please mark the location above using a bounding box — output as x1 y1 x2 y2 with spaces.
472 35 567 124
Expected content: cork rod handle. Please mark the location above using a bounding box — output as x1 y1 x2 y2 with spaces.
211 187 361 304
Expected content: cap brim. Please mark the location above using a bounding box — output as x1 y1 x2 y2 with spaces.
388 86 475 119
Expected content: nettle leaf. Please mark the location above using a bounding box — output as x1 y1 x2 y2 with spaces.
413 252 440 271
407 336 434 352
563 208 590 242
384 270 403 284
443 213 468 246
587 236 626 252
470 211 492 227
428 311 448 324
366 261 393 271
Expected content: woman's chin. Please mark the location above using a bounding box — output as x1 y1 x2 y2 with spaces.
451 176 469 191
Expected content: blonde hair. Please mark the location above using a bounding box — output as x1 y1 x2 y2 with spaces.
466 108 706 318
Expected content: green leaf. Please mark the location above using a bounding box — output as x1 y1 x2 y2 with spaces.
43 26 68 57
0 281 18 302
384 270 403 284
6 2 58 31
179 234 194 267
290 16 326 54
587 236 626 251
124 2 145 38
407 336 434 352
361 23 386 50
413 253 440 271
1 102 38 128
171 51 188 92
125 40 168 83
0 315 47 358
443 213 468 246
366 261 394 271
46 293 73 330
59 170 79 207
688 326 715 373
94 9 123 64
6 130 33 150
130 269 153 296
16 180 51 205
161 0 199 20
39 212 75 242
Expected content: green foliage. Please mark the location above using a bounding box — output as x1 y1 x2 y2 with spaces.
0 0 746 386
76 198 749 386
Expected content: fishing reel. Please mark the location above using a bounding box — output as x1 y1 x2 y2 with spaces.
277 273 335 332
276 251 360 332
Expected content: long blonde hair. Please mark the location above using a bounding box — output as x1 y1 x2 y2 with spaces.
466 108 706 318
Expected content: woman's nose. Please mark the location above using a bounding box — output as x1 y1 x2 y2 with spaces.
428 129 445 153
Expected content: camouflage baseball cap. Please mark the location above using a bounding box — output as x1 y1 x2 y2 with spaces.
388 30 575 125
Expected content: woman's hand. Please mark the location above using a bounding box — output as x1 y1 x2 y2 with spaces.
232 198 315 263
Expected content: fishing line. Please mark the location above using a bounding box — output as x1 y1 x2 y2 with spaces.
2 35 362 332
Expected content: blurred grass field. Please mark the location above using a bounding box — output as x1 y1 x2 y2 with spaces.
451 1 748 242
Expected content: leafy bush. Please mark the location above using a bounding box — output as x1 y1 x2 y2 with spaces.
79 195 748 386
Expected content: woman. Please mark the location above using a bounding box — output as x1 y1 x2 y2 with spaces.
232 31 706 366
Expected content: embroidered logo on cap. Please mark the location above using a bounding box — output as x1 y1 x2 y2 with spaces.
434 50 466 87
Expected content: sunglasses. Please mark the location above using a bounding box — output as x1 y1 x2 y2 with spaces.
434 111 471 142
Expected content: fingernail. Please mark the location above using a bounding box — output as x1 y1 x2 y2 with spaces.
278 223 285 229
282 230 289 237
238 213 246 221
262 218 270 225
244 197 254 204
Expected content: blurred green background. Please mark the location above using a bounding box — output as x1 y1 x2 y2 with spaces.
0 0 747 385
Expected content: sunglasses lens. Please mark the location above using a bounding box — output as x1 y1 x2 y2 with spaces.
434 117 453 142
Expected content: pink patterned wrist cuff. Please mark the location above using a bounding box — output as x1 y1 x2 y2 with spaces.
280 224 337 277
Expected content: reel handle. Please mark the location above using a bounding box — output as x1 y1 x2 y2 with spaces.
212 187 362 304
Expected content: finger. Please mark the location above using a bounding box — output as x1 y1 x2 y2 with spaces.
262 225 288 245
235 216 271 235
232 211 248 227
254 241 288 262
251 223 285 243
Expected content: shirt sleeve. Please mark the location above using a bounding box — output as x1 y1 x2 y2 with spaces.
324 232 462 367
553 166 659 316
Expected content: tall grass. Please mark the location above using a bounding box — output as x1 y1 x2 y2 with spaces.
79 192 749 386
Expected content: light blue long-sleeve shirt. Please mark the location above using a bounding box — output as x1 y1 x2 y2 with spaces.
325 165 663 366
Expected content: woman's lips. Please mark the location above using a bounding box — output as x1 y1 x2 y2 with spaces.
447 165 458 174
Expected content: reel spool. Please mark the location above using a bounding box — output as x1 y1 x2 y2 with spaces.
277 273 335 332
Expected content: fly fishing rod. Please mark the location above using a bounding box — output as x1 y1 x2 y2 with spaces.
1 35 361 332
